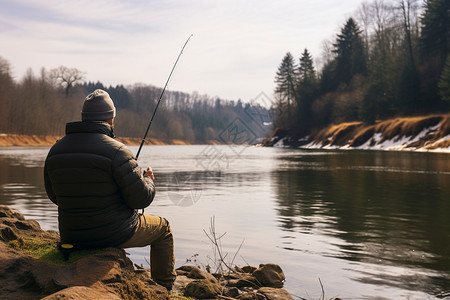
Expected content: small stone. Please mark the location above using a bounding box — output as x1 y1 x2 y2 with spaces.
225 286 240 298
237 292 259 300
241 265 257 273
177 265 198 272
184 279 222 299
257 286 293 300
236 275 260 288
253 263 285 288
176 269 189 276
181 265 218 284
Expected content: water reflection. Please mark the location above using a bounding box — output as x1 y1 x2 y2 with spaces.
272 150 450 297
0 150 58 230
0 146 449 299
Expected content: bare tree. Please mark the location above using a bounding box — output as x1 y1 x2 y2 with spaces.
0 57 14 132
356 1 372 56
0 56 12 78
49 66 86 97
398 0 420 65
319 39 334 66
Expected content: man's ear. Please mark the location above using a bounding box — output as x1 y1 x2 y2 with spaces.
106 118 114 128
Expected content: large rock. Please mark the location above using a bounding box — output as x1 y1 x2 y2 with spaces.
252 263 286 288
177 265 218 283
0 205 168 300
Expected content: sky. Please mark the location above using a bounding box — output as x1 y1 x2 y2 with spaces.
0 0 365 102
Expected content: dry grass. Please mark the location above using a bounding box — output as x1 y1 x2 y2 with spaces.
314 122 363 146
373 115 443 142
435 114 450 139
0 134 190 147
0 134 61 146
350 126 376 147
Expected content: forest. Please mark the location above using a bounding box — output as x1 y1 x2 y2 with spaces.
273 0 449 137
1 0 448 145
0 61 271 144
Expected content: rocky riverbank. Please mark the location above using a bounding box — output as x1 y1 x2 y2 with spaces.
265 114 450 152
0 205 294 300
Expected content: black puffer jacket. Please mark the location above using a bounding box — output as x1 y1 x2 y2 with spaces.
44 121 155 248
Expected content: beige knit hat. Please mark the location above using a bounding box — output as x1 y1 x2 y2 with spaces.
81 89 116 121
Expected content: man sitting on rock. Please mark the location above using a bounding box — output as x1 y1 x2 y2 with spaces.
44 89 176 290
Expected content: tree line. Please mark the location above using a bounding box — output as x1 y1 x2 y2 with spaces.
274 0 449 137
0 59 270 143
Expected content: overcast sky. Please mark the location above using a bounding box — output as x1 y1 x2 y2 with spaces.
1 0 365 102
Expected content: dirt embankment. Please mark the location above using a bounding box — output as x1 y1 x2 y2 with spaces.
0 134 190 147
268 114 450 152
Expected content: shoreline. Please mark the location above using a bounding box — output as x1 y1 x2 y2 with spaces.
0 133 191 147
265 114 450 153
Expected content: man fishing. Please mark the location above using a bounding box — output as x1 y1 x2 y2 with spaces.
44 89 176 290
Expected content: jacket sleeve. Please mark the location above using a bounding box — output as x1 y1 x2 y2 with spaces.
112 145 156 209
43 163 57 205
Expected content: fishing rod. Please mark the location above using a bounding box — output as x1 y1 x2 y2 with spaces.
135 34 193 159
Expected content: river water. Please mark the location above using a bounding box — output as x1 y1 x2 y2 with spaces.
0 145 448 299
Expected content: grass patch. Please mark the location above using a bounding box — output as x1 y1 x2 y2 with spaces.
9 237 59 261
9 236 112 265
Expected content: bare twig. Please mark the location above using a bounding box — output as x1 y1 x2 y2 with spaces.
203 216 245 274
231 238 245 267
319 277 325 300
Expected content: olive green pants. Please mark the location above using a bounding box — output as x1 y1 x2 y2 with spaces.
119 214 176 289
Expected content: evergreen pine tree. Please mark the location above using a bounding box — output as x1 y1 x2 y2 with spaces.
296 49 317 132
319 59 338 94
333 18 367 86
274 52 297 128
439 55 450 103
420 0 449 67
419 0 449 107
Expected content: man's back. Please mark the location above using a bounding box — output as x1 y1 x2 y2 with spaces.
44 121 154 248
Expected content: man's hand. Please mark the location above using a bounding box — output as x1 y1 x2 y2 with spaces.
143 167 155 181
